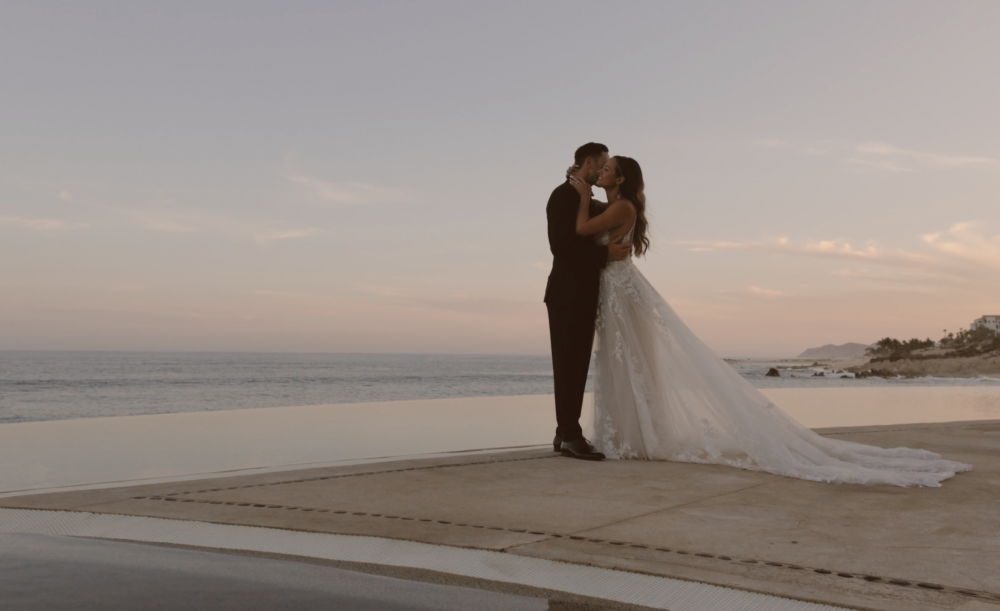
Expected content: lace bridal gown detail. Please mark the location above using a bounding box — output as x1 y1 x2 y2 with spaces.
590 227 971 487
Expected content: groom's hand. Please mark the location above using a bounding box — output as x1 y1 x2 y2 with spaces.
608 242 630 262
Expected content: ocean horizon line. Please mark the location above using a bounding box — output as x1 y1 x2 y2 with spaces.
0 349 801 360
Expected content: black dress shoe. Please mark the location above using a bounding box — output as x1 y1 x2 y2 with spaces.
560 438 605 461
554 435 596 453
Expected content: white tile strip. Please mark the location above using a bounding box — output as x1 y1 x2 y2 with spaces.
0 508 851 611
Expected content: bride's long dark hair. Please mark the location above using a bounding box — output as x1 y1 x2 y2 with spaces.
613 156 650 257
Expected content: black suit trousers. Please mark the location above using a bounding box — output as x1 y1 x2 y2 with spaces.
546 302 598 443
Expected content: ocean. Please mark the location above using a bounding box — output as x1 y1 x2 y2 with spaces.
2 351 998 424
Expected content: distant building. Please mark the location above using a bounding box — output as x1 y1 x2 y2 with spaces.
971 315 1000 332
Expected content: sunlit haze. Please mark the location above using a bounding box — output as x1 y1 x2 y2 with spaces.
2 2 998 357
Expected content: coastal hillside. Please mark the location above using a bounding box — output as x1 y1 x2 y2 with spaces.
847 354 1000 378
848 327 1000 378
797 343 870 359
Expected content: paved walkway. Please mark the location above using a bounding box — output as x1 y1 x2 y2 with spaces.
4 420 1000 611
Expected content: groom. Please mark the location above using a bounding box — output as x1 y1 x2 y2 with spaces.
545 142 629 461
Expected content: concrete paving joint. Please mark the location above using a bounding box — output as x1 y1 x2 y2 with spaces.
127 493 1000 605
123 442 1000 607
0 508 857 611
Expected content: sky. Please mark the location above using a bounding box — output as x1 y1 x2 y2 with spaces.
2 1 999 357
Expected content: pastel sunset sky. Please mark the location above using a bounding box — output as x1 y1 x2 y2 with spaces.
2 2 998 357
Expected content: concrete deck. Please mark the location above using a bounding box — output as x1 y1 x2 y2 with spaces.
4 419 999 611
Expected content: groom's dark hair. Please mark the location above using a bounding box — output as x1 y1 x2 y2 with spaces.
574 142 608 167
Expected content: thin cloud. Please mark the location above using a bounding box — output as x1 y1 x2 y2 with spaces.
758 139 835 156
831 269 896 280
856 142 1000 169
55 189 317 244
0 215 88 231
922 221 1000 269
355 284 535 318
361 285 409 297
758 139 1000 173
407 294 537 318
843 157 914 173
680 236 936 271
286 173 408 205
747 286 786 298
681 222 1000 284
714 286 787 301
132 209 318 244
829 267 970 291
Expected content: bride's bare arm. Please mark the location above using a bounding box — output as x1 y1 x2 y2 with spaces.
567 175 635 237
576 199 635 237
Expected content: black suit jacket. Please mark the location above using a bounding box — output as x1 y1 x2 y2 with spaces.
543 181 609 309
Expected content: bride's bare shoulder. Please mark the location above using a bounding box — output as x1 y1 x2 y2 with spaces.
613 198 638 215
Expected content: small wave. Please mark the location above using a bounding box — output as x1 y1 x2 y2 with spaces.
882 374 1000 384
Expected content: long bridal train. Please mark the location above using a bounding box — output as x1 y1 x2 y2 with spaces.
589 236 971 487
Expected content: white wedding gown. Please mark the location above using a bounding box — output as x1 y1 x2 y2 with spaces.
590 227 971 487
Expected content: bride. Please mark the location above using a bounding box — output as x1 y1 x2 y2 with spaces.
567 156 971 487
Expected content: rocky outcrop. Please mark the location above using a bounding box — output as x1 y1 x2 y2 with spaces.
848 354 1000 379
854 368 898 379
765 367 780 377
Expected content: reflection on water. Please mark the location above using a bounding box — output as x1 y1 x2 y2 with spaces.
762 387 1000 428
2 387 999 497
0 395 558 496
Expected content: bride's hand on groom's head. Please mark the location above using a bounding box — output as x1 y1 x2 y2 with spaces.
568 176 590 198
566 164 579 179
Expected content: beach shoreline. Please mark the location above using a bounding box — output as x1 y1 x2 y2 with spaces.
847 354 1000 379
729 356 1000 380
727 357 871 369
